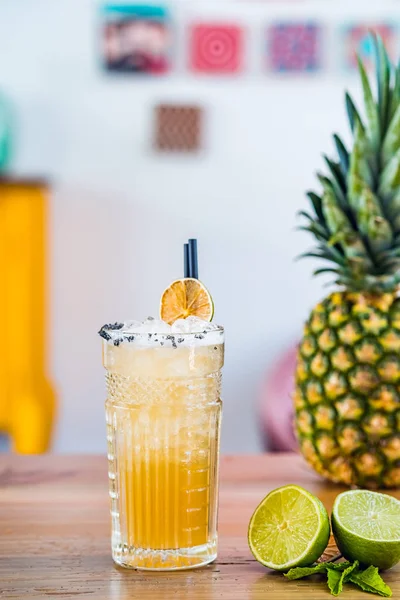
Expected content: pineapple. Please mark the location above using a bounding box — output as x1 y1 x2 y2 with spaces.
295 35 400 489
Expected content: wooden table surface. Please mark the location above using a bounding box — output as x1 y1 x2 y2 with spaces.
1 453 400 599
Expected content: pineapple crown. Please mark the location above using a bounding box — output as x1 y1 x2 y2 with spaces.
300 34 400 294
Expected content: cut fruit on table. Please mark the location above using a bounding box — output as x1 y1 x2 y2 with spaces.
248 484 330 571
160 278 214 325
332 490 400 571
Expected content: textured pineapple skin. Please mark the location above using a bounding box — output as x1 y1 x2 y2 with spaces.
295 291 400 489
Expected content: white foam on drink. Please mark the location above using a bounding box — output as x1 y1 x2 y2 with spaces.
99 316 224 348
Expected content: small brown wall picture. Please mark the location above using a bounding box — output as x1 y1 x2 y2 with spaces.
153 104 203 153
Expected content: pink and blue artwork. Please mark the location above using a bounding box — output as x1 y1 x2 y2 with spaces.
268 23 321 73
341 24 397 71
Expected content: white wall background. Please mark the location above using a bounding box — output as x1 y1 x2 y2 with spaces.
0 0 398 453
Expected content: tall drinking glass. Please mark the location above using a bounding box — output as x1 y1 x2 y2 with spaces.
100 321 224 570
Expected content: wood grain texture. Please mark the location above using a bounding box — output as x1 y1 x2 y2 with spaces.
1 453 400 599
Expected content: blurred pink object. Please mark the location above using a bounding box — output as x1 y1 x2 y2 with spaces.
259 345 299 452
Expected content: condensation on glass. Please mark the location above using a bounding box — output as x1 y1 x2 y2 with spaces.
102 328 224 570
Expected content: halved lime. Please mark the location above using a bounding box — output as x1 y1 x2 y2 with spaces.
160 278 214 325
248 484 330 571
332 490 400 570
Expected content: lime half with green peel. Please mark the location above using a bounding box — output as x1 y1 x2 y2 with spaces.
160 278 214 325
248 484 330 571
332 489 400 570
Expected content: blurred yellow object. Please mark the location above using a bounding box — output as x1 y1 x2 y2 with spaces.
0 179 55 453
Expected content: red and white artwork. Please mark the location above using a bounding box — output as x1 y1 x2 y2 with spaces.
189 24 243 74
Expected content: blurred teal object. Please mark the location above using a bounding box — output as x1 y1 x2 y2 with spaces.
0 92 12 172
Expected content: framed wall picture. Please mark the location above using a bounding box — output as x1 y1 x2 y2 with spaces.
189 24 244 74
341 23 397 71
267 22 322 73
101 4 171 74
153 104 203 153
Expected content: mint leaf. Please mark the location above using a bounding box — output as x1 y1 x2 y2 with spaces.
285 561 392 597
349 566 392 597
284 562 351 580
327 561 359 596
284 564 328 580
324 562 353 571
327 569 342 596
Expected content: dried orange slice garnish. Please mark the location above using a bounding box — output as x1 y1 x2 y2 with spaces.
160 278 214 325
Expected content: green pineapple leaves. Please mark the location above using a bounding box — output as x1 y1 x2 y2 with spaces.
375 34 391 131
333 134 350 176
345 92 365 133
380 148 400 200
358 56 381 148
348 122 374 208
357 188 392 251
299 33 400 294
382 105 400 166
323 156 346 193
306 191 326 224
321 184 362 256
390 62 400 119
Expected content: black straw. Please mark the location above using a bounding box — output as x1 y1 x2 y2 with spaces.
184 243 190 278
188 239 198 279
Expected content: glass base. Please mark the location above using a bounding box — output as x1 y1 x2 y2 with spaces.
112 539 217 571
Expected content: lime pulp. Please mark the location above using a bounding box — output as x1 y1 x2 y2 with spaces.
248 484 330 571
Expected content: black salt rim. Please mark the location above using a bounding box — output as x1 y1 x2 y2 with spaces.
98 322 224 346
98 322 124 341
